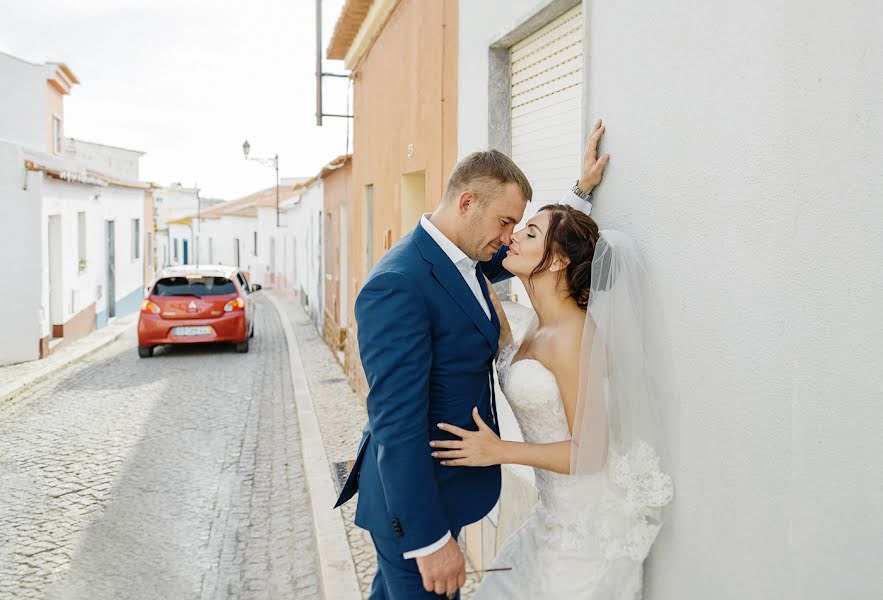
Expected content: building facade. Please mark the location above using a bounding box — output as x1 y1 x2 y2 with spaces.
0 52 151 366
327 0 459 395
320 156 353 359
458 0 883 597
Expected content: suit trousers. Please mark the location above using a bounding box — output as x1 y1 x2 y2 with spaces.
369 528 463 600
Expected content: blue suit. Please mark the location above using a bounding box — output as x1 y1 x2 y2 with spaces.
335 221 512 599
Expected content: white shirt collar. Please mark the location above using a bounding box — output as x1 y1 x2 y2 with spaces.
420 214 477 269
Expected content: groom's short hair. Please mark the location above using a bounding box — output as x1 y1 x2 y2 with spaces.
443 149 532 205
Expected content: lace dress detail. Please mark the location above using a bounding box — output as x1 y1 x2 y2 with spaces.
474 343 673 600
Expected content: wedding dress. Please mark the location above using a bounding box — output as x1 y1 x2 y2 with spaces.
475 230 674 599
474 343 672 599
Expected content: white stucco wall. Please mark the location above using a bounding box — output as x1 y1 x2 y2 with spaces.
0 52 49 151
41 179 101 334
214 215 258 272
166 223 193 267
0 144 43 365
64 139 143 181
98 185 147 316
41 180 146 327
282 184 324 328
586 2 882 598
152 186 200 230
460 1 883 598
457 0 548 156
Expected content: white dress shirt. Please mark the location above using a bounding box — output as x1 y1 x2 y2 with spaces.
419 215 491 319
403 189 592 560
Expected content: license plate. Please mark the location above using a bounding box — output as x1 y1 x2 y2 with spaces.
172 326 212 337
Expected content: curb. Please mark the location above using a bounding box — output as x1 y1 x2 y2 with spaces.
0 313 138 406
266 292 362 600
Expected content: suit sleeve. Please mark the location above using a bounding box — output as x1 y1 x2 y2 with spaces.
480 245 513 283
355 271 449 552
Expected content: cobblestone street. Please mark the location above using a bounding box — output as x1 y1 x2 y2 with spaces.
0 295 320 600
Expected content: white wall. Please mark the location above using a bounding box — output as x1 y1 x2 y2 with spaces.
210 215 257 272
457 0 559 157
460 1 883 598
0 143 43 364
41 179 101 333
585 2 882 598
283 184 324 327
152 185 200 230
0 52 48 151
98 185 146 314
64 139 142 181
167 223 193 266
41 179 146 326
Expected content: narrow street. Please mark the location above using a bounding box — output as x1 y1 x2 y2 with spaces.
0 295 321 600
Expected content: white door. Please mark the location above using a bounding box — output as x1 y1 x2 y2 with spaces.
47 215 63 330
510 5 584 305
339 204 349 327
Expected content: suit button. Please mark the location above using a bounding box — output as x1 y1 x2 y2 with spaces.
392 518 404 538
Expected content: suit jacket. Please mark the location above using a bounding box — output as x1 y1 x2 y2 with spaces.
334 221 512 554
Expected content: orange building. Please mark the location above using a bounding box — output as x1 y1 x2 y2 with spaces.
320 155 354 357
327 0 459 397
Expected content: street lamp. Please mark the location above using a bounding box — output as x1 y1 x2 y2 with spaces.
242 139 280 227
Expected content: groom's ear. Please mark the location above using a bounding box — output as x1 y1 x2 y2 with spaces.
458 190 477 215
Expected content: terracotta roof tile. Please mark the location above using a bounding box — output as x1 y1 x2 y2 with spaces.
327 0 373 60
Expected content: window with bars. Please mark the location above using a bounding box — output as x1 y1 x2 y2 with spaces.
77 212 87 271
131 218 140 260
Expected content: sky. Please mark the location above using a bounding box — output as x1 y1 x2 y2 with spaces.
0 0 351 200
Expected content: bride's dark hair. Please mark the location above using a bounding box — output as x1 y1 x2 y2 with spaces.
529 204 600 309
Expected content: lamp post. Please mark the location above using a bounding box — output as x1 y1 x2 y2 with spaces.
242 140 280 227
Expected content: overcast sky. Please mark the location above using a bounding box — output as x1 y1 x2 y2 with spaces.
0 0 351 200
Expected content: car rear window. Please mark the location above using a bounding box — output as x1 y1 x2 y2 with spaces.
153 276 237 297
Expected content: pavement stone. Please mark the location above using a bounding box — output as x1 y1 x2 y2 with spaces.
0 313 138 405
274 295 481 600
0 295 321 600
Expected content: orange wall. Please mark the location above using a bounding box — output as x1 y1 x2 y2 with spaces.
344 0 459 396
47 84 64 154
323 160 353 332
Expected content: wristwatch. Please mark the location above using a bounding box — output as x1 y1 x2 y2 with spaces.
571 180 593 202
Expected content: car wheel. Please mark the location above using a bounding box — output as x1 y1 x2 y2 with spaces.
138 346 154 358
235 338 249 353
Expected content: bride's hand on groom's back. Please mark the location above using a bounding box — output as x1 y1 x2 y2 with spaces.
431 408 504 468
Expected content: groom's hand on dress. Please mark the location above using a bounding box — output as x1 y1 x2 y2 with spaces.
577 118 611 195
415 537 466 596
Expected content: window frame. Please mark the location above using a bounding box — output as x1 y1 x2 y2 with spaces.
131 218 140 261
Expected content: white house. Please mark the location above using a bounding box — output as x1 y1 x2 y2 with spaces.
458 1 883 598
170 180 304 286
151 183 225 269
0 52 150 365
279 178 325 330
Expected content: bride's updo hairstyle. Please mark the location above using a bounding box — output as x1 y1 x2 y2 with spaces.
529 204 600 309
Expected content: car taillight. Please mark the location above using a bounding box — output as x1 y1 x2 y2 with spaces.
141 300 161 315
224 297 245 312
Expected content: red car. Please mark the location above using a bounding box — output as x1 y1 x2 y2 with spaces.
137 265 260 358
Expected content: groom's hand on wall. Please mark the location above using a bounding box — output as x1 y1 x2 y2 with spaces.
416 537 466 596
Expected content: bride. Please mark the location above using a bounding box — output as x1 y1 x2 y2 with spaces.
430 203 675 598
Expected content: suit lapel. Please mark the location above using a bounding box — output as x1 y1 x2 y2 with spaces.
414 225 499 349
477 268 501 349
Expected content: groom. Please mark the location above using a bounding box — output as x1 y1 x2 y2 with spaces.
335 124 608 599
